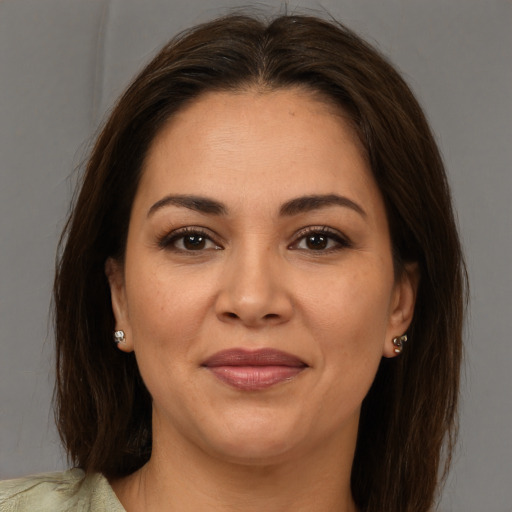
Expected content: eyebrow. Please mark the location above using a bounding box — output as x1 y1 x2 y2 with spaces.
147 193 366 218
279 194 366 218
147 195 227 217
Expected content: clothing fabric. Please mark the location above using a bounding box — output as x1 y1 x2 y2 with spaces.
0 469 125 512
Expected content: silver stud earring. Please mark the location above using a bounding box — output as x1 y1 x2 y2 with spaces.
113 330 126 345
392 334 408 354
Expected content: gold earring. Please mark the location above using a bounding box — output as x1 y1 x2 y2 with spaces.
113 330 126 344
392 334 408 354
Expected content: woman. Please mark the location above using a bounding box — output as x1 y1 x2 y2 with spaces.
0 12 466 512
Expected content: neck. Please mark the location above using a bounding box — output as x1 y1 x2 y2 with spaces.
112 418 359 512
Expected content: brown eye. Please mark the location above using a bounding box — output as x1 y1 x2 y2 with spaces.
305 234 328 250
291 227 351 252
159 228 222 252
182 234 206 250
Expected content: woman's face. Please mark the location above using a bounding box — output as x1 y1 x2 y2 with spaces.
108 88 416 465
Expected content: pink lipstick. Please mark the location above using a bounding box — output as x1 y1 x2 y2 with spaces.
202 348 307 391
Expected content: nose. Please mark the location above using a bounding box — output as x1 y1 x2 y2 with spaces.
214 243 294 328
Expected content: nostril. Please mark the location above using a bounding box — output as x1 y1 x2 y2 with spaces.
221 312 281 322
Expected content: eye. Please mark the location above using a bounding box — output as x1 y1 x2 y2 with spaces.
290 227 351 252
158 228 222 252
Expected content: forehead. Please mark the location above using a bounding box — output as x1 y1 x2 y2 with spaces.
136 88 378 214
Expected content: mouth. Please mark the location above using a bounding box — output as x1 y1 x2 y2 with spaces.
202 348 308 391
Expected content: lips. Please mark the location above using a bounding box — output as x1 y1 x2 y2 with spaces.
202 348 307 391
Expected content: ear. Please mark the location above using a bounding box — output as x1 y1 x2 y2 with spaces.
105 257 134 353
383 262 420 358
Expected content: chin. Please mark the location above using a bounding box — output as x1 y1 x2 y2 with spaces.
198 408 316 465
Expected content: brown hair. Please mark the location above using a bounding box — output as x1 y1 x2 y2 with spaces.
54 13 466 512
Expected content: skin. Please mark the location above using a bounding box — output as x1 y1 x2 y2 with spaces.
107 88 418 512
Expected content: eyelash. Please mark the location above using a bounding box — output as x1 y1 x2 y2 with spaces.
157 226 352 253
157 227 221 251
289 226 352 252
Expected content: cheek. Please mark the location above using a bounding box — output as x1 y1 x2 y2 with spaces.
305 264 392 335
125 262 215 356
302 264 393 377
123 269 211 406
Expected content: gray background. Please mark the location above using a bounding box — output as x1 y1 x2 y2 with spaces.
0 1 510 510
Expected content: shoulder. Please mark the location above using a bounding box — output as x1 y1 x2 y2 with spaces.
0 469 125 512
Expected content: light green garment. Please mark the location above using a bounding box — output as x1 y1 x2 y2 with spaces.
0 469 126 512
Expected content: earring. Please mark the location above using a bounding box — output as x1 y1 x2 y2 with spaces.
113 330 126 345
392 334 408 354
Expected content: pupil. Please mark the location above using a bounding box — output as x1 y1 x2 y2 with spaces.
307 234 327 250
184 235 205 250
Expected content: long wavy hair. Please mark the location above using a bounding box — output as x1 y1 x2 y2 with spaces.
54 13 466 512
